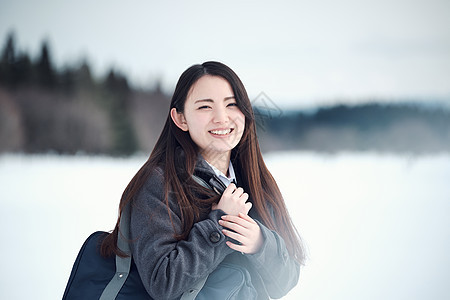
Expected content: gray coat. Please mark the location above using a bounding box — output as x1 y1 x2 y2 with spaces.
130 155 300 299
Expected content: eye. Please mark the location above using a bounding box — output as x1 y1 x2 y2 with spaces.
227 102 238 107
198 105 211 110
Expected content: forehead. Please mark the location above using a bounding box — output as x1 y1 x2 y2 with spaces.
187 75 234 101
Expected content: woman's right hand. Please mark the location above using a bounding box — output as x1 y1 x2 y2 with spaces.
212 183 252 216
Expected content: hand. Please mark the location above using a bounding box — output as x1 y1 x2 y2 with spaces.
219 213 264 254
212 183 252 216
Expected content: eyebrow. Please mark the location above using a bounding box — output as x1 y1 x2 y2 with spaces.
194 96 235 104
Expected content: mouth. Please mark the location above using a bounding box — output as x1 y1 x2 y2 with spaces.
209 128 234 136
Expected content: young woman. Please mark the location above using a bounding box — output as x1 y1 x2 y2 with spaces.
101 61 305 299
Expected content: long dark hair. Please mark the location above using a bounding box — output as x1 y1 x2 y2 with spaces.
101 61 305 263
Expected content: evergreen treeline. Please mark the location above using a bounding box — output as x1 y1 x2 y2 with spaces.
256 103 450 153
1 32 449 155
0 32 169 155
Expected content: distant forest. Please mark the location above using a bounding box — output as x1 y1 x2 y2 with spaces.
1 32 449 155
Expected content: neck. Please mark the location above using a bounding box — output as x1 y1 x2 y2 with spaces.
204 151 231 176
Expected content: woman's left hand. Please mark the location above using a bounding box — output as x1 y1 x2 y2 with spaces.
219 213 264 254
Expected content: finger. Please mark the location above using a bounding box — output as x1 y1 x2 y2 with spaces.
221 214 251 226
223 183 236 195
232 187 244 196
226 241 247 253
244 202 252 215
239 192 249 202
222 229 245 244
219 217 252 231
219 220 246 235
238 212 257 224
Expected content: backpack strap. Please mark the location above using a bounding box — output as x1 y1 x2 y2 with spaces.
99 202 132 300
180 276 209 300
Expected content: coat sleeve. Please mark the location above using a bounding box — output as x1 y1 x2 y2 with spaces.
129 169 234 299
247 220 300 299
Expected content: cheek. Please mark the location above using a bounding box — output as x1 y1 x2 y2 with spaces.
185 112 205 128
185 115 209 139
234 112 246 130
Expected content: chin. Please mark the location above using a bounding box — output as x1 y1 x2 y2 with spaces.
200 146 233 159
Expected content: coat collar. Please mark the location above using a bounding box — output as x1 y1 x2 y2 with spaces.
174 146 233 195
194 153 229 195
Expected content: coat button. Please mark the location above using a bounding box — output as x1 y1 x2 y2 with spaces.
209 232 221 243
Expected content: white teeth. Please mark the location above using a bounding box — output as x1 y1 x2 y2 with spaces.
210 129 232 135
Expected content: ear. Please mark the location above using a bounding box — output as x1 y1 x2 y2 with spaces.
170 108 189 131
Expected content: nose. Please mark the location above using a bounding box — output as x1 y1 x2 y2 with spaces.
212 106 229 124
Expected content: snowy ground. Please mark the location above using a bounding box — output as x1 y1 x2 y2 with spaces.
0 152 449 300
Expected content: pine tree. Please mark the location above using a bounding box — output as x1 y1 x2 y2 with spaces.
0 32 16 86
103 69 138 155
36 40 56 88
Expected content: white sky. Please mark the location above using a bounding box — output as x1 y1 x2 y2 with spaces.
1 0 449 108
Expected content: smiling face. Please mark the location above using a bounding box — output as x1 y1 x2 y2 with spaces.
170 75 245 166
